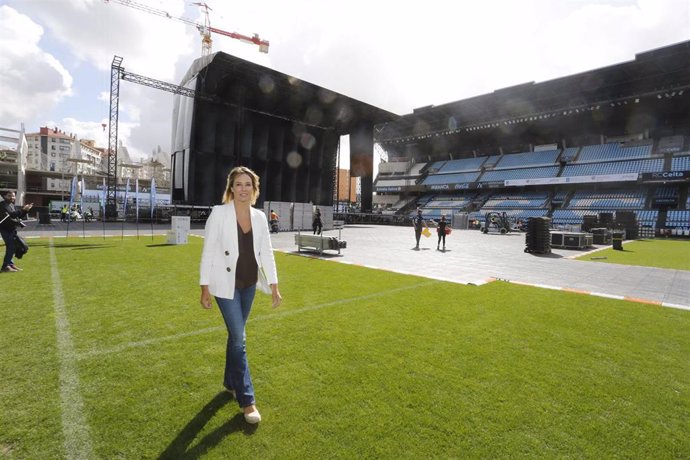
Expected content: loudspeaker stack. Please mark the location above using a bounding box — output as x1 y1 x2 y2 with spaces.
591 227 611 245
598 212 614 229
582 215 598 232
525 217 552 254
615 211 638 240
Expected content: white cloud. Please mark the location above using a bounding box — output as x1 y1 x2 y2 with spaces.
16 0 195 80
0 5 73 127
2 0 689 161
5 0 196 159
210 0 690 113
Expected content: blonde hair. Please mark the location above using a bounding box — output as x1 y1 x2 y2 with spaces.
222 166 260 205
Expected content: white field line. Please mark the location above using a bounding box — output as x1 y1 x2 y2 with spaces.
77 281 439 360
49 242 95 460
76 326 224 360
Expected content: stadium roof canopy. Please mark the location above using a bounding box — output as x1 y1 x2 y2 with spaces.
375 40 690 154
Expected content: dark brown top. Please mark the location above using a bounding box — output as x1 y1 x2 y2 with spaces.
235 222 258 289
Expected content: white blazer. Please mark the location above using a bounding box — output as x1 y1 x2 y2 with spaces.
199 202 278 299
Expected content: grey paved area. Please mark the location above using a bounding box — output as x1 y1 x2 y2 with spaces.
19 221 690 310
261 225 690 310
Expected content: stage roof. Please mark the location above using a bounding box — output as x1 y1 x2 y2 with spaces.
183 52 399 135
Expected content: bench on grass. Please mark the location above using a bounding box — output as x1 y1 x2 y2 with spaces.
295 234 347 255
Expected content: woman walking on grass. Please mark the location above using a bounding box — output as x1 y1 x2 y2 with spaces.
199 166 282 424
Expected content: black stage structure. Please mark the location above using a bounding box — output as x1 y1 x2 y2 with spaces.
171 52 397 211
375 40 690 160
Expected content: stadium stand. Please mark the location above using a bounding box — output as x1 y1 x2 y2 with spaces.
654 186 679 199
479 166 560 182
575 142 654 163
566 190 646 209
419 194 475 218
371 41 690 237
671 155 690 171
383 196 417 215
438 156 487 173
481 192 549 209
422 171 480 185
561 158 663 176
469 208 549 222
560 147 580 162
666 210 690 228
471 191 551 225
482 155 501 168
493 149 561 169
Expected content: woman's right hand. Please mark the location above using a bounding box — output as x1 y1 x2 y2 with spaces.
200 286 212 309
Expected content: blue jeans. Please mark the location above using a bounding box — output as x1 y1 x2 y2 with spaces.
215 285 257 408
1 228 15 269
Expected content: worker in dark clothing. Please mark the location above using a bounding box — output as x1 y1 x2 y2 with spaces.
1 191 33 272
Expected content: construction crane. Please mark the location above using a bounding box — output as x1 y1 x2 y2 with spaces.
105 0 269 56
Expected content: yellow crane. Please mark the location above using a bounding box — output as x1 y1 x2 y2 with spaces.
105 0 269 56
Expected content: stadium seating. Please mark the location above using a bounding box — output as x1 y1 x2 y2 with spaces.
427 161 446 173
416 193 475 218
469 209 548 222
559 147 580 162
482 155 501 168
654 186 679 199
373 139 687 235
666 210 690 227
551 209 658 227
438 156 487 173
561 158 663 177
422 171 480 185
567 190 646 209
552 190 569 201
481 192 549 208
493 149 561 169
575 142 653 163
671 155 690 171
479 166 559 182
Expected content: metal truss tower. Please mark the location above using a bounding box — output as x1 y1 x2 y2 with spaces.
106 55 123 219
106 56 337 219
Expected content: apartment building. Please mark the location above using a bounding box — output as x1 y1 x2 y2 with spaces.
22 126 170 207
26 126 77 173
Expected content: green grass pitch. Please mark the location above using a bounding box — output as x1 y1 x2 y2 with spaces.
1 237 689 458
577 238 690 270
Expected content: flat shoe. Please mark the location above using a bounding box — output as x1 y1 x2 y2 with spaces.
244 409 261 424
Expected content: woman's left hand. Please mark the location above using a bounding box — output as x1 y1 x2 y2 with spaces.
271 285 282 309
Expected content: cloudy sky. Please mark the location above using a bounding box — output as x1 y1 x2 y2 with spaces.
0 0 688 161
